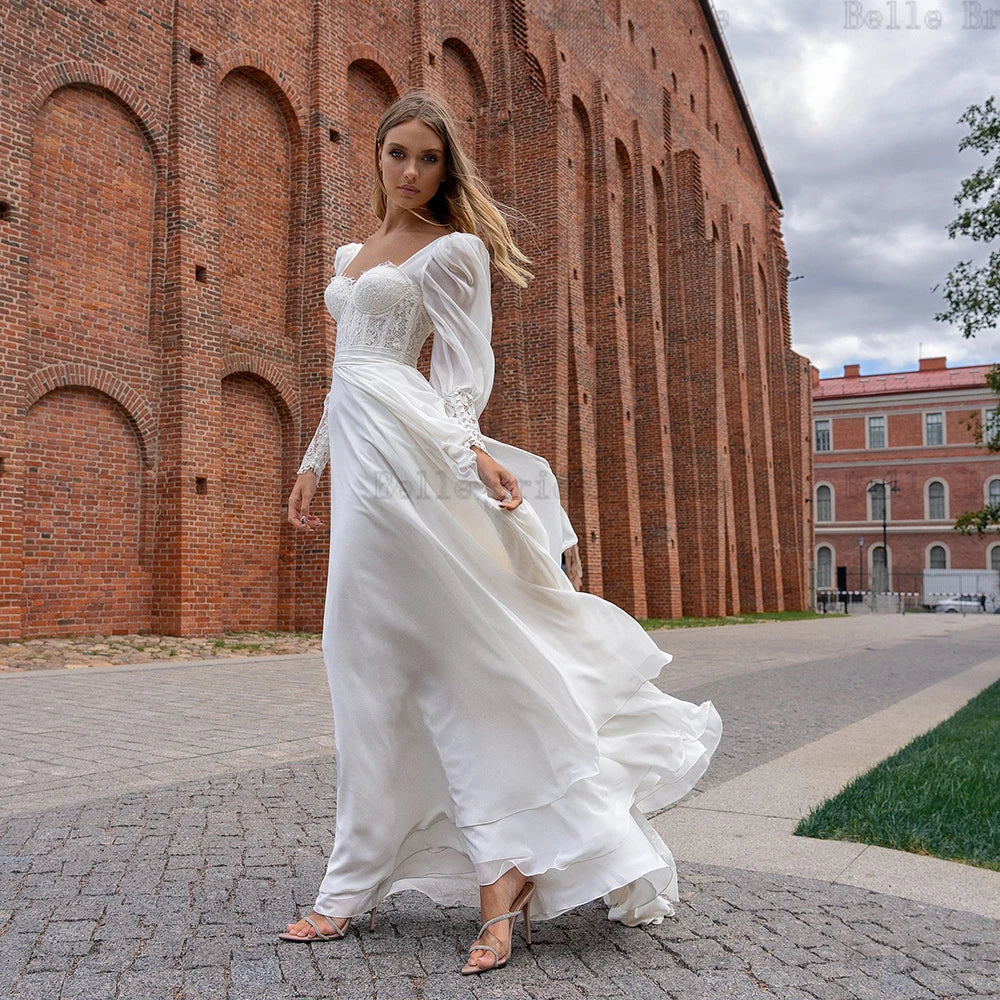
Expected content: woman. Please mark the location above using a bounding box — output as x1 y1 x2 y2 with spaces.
281 89 722 976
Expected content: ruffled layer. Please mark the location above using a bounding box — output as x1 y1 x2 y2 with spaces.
313 360 721 923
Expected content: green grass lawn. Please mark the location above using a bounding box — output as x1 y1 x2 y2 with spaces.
795 679 1000 871
640 609 836 630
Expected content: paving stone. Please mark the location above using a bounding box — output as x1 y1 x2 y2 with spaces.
4 642 1000 1000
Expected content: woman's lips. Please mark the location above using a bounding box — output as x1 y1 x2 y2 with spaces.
398 186 419 194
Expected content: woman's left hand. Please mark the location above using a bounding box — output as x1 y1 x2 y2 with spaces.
473 448 522 510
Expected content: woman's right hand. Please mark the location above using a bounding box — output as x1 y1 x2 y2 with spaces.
288 471 322 530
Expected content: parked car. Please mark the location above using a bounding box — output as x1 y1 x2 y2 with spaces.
934 596 987 614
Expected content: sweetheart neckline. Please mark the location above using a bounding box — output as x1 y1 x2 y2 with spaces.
336 230 458 283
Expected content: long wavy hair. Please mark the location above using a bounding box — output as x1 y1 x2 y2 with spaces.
370 89 534 287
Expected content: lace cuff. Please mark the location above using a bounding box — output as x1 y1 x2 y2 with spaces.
297 395 331 479
442 387 486 451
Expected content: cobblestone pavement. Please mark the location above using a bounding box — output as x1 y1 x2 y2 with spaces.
1 616 998 999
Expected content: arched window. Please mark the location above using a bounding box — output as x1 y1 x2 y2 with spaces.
816 545 833 588
991 544 1000 573
871 544 889 593
816 484 833 522
988 477 1000 507
869 482 886 522
928 544 947 570
927 480 947 520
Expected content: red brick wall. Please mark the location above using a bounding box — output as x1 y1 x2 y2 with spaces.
1 0 809 637
220 374 284 628
23 387 151 636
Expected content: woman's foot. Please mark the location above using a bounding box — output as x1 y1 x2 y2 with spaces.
460 867 531 974
279 911 350 942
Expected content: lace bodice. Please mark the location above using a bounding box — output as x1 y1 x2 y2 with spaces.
297 248 488 480
327 262 435 366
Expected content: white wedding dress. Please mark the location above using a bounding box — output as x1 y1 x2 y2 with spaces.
297 230 722 925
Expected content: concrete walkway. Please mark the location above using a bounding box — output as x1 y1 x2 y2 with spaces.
1 614 998 999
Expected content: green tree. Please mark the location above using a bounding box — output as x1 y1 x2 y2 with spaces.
933 96 1000 534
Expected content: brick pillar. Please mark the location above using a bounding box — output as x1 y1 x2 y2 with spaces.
740 222 784 610
0 29 29 637
719 207 763 612
154 29 225 635
668 149 727 617
631 117 682 619
762 209 798 611
291 0 351 631
511 37 567 483
590 84 647 617
482 0 528 444
565 94 604 596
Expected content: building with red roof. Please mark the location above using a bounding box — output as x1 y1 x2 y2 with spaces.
812 357 1000 601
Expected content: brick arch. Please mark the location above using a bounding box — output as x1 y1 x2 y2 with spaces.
215 50 306 143
29 61 166 165
220 353 297 424
344 46 407 96
23 384 152 636
24 364 155 465
219 372 286 629
440 36 490 106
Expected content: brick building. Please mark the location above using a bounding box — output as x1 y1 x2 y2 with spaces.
813 358 1000 599
2 0 811 639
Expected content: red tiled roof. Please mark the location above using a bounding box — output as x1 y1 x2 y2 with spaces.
814 364 995 399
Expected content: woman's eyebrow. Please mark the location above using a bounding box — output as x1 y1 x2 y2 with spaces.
387 142 444 154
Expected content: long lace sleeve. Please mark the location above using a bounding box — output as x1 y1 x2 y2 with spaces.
421 233 495 452
297 392 330 478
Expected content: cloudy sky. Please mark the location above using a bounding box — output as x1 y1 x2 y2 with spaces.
714 1 1000 377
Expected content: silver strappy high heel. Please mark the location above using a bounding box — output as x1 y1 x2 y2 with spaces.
460 880 535 975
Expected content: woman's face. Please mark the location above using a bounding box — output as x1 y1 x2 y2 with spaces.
379 118 447 214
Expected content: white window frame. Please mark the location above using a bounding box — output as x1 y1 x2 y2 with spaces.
923 411 944 447
925 478 949 521
815 482 834 522
814 418 832 453
984 406 1000 445
866 413 887 449
816 544 834 589
866 479 892 522
926 542 949 570
868 543 892 590
986 476 1000 508
988 542 1000 573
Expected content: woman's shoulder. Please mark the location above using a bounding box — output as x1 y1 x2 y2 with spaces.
434 230 489 267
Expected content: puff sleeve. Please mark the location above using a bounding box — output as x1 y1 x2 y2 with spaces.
422 233 495 451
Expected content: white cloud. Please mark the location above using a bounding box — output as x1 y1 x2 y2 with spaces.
718 0 1000 375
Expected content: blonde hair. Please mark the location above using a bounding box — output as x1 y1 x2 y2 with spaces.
370 88 534 287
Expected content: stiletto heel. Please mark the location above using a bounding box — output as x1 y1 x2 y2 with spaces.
460 880 536 975
368 906 377 932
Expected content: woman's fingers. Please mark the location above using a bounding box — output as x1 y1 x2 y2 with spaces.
288 483 321 529
495 468 522 510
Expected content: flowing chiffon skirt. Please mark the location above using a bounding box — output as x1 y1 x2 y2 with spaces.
313 349 722 924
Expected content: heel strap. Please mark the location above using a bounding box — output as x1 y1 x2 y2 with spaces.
477 909 521 937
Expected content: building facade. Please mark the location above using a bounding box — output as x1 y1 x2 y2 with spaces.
813 357 1000 600
2 0 811 638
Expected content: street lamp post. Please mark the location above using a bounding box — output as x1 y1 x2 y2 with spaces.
866 475 901 593
857 537 865 594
